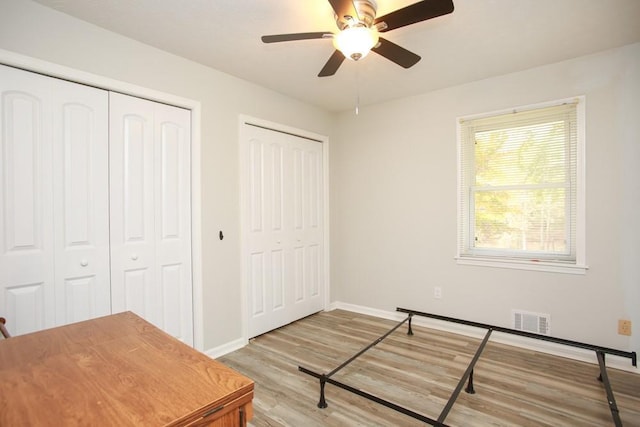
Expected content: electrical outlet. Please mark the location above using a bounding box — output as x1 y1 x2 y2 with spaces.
618 319 632 336
434 287 442 299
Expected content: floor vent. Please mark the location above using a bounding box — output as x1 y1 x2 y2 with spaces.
512 310 551 335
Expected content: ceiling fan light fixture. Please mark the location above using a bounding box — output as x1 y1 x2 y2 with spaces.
333 26 379 61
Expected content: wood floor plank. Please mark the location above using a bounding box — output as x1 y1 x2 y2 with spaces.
218 310 640 427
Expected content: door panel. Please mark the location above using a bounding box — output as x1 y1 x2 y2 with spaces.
307 150 321 228
293 246 304 302
244 124 324 338
63 276 98 324
124 114 152 242
154 102 192 345
1 65 192 342
271 249 285 309
249 140 264 233
0 65 110 335
270 143 284 232
5 283 46 335
0 66 55 335
110 93 193 345
52 79 110 326
160 263 183 338
250 252 265 316
3 93 47 253
123 268 150 316
308 244 320 297
110 94 157 325
292 148 304 230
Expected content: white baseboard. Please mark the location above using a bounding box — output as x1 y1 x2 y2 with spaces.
207 302 637 373
328 301 638 374
205 337 248 359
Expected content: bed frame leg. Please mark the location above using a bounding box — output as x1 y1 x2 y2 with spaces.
598 353 605 382
407 313 414 336
465 369 476 394
318 375 328 408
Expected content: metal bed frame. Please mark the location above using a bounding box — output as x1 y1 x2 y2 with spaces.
298 307 637 427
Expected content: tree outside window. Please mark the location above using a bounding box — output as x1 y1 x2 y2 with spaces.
458 99 584 272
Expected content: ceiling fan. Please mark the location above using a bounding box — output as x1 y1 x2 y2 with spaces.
261 0 454 77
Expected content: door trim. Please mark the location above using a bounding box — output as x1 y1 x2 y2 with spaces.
0 49 204 350
244 122 324 143
239 115 330 341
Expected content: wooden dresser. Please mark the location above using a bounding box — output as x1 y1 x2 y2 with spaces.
0 312 253 426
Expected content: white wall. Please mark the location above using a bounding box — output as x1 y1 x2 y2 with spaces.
331 42 640 354
0 0 336 350
2 0 638 359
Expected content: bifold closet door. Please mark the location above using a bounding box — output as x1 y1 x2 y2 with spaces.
244 124 324 338
0 64 110 336
109 92 193 345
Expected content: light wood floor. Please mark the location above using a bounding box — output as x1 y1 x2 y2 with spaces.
218 310 640 427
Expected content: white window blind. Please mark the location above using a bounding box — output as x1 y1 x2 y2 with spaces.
458 99 585 271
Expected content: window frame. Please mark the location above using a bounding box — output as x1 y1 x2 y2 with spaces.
456 97 587 274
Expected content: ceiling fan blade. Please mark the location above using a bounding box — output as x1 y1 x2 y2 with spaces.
374 0 454 32
261 32 331 43
371 37 421 68
318 50 346 77
328 0 360 22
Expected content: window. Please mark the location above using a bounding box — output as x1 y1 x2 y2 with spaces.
457 98 586 274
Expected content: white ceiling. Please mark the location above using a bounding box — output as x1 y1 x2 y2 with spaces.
33 0 640 112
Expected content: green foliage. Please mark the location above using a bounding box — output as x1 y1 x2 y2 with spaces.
472 121 567 253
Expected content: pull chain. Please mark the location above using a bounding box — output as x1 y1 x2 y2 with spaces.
355 61 360 115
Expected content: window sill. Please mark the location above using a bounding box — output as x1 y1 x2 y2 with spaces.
455 256 588 275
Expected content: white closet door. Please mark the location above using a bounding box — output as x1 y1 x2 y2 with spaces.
109 92 193 345
109 94 156 324
289 136 324 321
0 66 55 335
0 65 110 335
153 102 193 344
52 78 111 326
244 124 324 338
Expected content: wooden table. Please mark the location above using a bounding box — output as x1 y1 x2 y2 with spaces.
0 312 254 426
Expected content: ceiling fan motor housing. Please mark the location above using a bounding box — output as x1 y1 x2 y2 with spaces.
336 0 378 29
